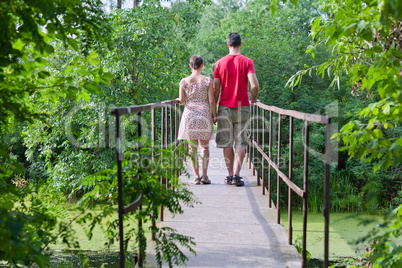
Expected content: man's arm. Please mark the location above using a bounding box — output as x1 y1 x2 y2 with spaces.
247 72 259 104
214 78 221 103
208 80 217 124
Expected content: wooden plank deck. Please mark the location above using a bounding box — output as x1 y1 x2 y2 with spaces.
144 141 301 268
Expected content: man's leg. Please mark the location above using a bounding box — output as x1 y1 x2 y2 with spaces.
233 106 250 182
223 147 234 177
234 146 246 176
215 106 234 178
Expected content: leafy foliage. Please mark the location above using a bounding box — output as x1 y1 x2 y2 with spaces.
20 0 208 194
0 178 81 267
288 0 402 172
367 204 402 267
286 0 402 265
76 143 198 267
1 0 207 266
0 0 112 266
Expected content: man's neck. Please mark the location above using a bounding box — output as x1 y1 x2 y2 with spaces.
229 47 241 55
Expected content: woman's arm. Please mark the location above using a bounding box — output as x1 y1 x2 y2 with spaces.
177 84 185 105
208 79 217 124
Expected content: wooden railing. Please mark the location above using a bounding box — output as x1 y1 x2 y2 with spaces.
248 101 333 268
111 99 182 268
111 99 333 268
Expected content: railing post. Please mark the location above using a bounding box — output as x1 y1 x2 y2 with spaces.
164 106 168 191
115 113 125 268
256 106 260 185
288 116 294 245
253 105 257 176
178 104 183 175
248 106 252 169
174 103 178 179
262 109 265 195
324 118 331 268
151 108 156 241
302 120 310 268
268 111 273 208
169 104 174 189
276 114 281 224
137 112 143 267
160 107 164 222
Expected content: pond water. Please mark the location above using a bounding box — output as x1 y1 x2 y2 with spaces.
280 211 394 261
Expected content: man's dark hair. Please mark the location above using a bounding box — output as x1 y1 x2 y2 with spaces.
227 33 241 47
189 55 203 70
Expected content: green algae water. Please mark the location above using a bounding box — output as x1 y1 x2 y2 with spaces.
280 211 394 261
50 206 151 251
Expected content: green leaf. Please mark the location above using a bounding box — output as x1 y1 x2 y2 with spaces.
83 81 99 93
72 56 80 64
101 72 114 83
373 162 381 173
67 38 79 51
76 90 90 102
78 68 91 76
341 121 355 132
89 58 101 66
12 39 24 51
270 4 277 18
331 133 340 140
43 44 55 55
383 104 390 114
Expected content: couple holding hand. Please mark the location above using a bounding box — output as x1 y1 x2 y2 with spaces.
177 32 259 186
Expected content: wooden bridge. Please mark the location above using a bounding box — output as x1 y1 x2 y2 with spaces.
144 141 301 267
111 100 333 268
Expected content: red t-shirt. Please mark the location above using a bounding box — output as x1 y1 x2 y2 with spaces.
213 54 255 108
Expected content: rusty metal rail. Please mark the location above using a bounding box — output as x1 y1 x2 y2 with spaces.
248 101 332 268
111 99 182 268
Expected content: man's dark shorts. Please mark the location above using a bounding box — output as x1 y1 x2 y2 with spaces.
215 106 250 148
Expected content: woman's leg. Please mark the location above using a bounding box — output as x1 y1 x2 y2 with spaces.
189 140 199 179
199 140 210 177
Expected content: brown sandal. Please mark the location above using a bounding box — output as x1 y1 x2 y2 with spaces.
200 175 211 184
192 177 201 185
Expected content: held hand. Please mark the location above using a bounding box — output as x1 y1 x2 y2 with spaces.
212 115 217 125
250 98 259 105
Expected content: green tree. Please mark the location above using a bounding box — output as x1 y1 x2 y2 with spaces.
22 0 210 194
287 0 402 265
289 0 402 172
1 0 210 266
0 0 113 266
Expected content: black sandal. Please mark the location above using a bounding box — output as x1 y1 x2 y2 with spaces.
232 175 244 187
224 176 233 185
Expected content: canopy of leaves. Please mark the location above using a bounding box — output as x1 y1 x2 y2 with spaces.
289 0 402 172
0 0 113 266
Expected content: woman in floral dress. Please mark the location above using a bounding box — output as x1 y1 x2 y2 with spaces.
177 55 217 184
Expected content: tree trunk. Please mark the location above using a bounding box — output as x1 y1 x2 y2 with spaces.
117 0 122 9
134 0 139 7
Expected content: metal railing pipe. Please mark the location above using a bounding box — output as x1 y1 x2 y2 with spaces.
302 120 310 268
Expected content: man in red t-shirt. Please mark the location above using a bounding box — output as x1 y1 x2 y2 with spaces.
213 32 259 186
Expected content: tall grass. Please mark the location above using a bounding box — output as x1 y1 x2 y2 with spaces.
263 168 363 213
